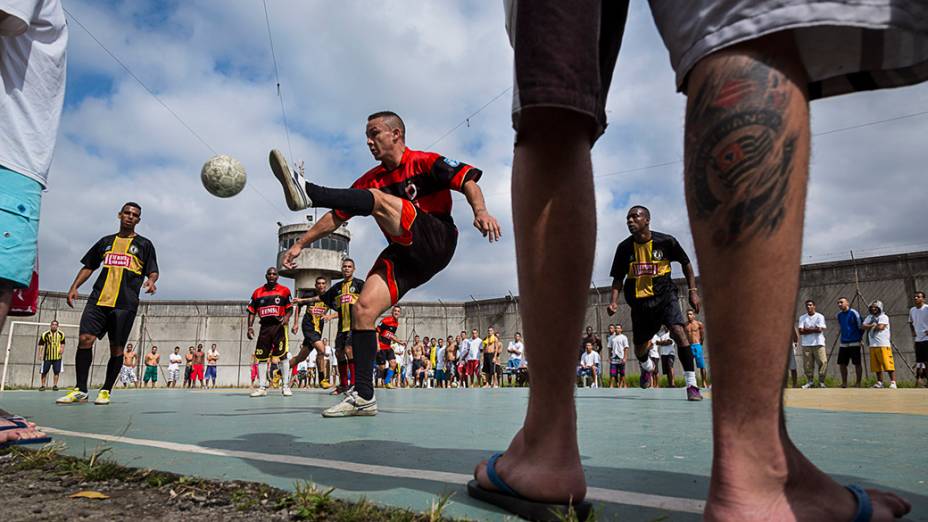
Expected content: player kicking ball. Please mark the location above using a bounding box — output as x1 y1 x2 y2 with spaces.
272 111 500 417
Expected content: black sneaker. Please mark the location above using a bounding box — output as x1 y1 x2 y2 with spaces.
38 386 46 391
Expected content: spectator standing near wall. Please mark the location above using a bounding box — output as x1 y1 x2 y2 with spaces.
143 346 160 388
205 344 219 388
167 346 182 388
506 333 524 386
580 326 602 360
798 300 827 389
607 324 629 388
192 344 206 389
37 320 65 391
465 329 482 388
120 344 138 388
835 297 863 388
184 347 194 388
864 300 896 389
653 326 677 387
685 311 709 388
910 291 928 388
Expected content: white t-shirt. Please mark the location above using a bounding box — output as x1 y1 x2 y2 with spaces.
168 353 183 371
393 342 405 364
297 360 308 372
798 313 827 346
465 338 483 360
507 341 524 361
607 334 629 363
0 0 68 187
648 343 659 359
909 305 928 342
307 349 317 368
580 350 600 367
864 313 891 347
652 330 675 356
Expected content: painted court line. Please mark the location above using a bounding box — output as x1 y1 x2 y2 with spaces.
41 427 705 514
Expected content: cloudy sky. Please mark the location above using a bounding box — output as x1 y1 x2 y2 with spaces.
40 0 928 302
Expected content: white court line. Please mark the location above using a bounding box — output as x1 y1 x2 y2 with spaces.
40 427 705 514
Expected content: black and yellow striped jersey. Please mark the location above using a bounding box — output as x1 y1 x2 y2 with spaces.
39 330 65 361
81 234 158 311
610 231 690 303
320 277 364 333
304 300 330 335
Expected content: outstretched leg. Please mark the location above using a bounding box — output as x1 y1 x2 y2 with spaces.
684 33 910 521
473 107 594 504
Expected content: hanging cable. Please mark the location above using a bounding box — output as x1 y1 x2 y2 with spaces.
262 0 295 164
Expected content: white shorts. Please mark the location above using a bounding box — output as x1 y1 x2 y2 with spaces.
119 365 137 383
167 367 180 382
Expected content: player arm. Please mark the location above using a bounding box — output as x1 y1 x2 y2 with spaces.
298 212 343 250
682 262 700 312
461 180 501 242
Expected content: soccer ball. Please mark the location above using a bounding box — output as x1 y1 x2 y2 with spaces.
201 154 246 197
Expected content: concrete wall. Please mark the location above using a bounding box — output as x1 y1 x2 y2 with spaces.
3 251 925 388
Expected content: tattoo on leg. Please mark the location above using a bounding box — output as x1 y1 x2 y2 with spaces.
686 58 801 246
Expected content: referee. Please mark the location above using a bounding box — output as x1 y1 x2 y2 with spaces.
37 320 65 391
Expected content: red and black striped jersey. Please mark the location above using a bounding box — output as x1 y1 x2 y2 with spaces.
247 283 292 325
333 148 482 230
377 316 399 351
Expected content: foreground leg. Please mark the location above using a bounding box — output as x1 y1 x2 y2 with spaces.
685 35 910 521
473 107 594 505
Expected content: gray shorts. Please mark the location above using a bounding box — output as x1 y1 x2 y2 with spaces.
506 0 928 138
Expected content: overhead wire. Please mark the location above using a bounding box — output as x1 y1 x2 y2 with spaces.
62 6 292 221
262 0 295 164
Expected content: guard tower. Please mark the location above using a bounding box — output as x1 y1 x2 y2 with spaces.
277 216 350 298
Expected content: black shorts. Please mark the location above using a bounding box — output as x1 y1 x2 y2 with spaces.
334 331 352 353
660 354 676 375
302 330 322 347
370 200 458 305
630 295 686 346
79 303 137 347
483 353 496 376
837 345 862 366
412 359 426 373
41 359 62 375
254 321 288 362
376 348 396 366
915 341 928 364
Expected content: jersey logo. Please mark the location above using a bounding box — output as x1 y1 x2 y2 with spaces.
129 245 139 255
274 296 281 304
104 253 132 268
340 294 354 304
652 249 664 260
405 182 418 200
258 306 282 318
632 263 659 277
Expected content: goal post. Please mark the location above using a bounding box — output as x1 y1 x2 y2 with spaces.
2 320 80 392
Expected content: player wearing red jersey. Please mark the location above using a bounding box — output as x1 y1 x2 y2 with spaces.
246 267 293 397
377 306 403 388
273 111 500 417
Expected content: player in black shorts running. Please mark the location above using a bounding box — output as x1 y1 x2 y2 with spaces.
607 206 702 401
318 259 364 395
57 202 158 405
376 306 403 388
273 111 500 416
290 275 333 379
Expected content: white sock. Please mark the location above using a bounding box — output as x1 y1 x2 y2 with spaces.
640 358 655 373
684 371 697 388
279 359 290 387
258 362 268 388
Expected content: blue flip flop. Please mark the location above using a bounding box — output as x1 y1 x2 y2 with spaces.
846 484 873 522
466 452 592 522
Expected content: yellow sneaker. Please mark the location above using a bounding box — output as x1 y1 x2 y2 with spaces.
385 383 396 389
94 389 111 405
320 379 330 389
56 389 88 404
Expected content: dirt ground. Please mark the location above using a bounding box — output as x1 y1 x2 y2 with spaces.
0 445 458 522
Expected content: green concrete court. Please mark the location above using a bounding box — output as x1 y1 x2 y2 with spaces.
2 387 927 521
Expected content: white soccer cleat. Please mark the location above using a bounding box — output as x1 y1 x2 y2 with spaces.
818 382 826 388
56 389 88 404
872 382 884 389
250 387 268 397
282 386 293 397
800 382 813 389
321 390 377 418
269 149 311 210
889 382 897 389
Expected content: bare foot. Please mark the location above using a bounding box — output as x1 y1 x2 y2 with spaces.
706 438 911 521
0 426 48 444
473 428 586 504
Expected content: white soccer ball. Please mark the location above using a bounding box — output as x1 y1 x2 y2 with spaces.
201 154 246 198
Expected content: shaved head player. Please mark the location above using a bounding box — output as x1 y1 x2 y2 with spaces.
272 110 500 417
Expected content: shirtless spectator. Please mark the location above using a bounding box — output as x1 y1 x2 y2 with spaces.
411 341 427 387
184 346 195 388
205 343 220 388
192 344 206 388
167 346 182 388
120 344 139 388
143 346 160 388
685 310 709 388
